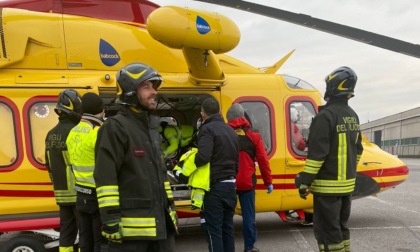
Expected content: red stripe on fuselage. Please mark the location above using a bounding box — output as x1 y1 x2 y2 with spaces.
0 217 59 232
359 166 409 177
0 190 54 197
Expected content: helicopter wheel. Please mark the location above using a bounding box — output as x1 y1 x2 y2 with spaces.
5 234 46 252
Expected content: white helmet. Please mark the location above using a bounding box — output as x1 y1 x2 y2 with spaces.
290 107 300 123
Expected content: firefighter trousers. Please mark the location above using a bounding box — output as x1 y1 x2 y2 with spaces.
313 194 351 252
59 205 79 250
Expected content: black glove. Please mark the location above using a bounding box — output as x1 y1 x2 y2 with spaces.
102 222 123 243
174 170 189 184
299 184 310 200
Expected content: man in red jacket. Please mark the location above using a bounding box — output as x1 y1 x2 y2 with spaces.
226 103 273 252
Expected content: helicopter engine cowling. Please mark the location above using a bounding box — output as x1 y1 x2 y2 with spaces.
147 6 240 53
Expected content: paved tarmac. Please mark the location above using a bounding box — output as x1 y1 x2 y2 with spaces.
1 158 419 252
175 158 420 252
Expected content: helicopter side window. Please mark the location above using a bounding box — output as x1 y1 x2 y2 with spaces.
239 101 272 154
27 101 58 167
288 101 316 156
0 102 17 167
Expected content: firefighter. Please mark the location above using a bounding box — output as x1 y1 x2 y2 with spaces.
66 92 107 252
296 66 363 252
45 89 83 252
94 63 178 252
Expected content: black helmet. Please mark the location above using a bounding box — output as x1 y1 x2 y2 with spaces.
54 89 83 121
116 63 162 107
324 66 357 100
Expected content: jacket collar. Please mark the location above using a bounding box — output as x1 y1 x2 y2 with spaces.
227 117 251 129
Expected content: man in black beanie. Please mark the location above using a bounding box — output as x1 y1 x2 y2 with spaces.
67 92 107 252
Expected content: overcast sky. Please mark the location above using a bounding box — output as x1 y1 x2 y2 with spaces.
152 0 420 124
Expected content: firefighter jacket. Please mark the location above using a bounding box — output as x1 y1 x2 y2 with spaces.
45 116 78 206
94 106 178 240
173 148 210 208
162 125 194 158
227 117 272 191
300 99 363 196
66 114 103 193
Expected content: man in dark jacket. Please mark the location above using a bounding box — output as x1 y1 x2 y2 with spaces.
94 63 178 252
45 89 83 252
194 97 239 252
226 103 273 252
296 66 363 252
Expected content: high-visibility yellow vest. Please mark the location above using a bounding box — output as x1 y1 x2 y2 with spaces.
66 120 101 189
174 148 210 208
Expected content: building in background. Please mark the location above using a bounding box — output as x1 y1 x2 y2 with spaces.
361 107 420 158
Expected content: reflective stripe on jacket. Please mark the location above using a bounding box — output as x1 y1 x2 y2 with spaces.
173 148 210 208
174 148 210 191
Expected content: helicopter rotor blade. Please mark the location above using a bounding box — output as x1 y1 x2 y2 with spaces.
193 0 420 59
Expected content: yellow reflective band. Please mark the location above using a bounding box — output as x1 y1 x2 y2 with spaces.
343 240 350 252
97 186 119 197
319 242 345 252
310 185 355 194
305 159 323 167
303 166 320 174
98 196 120 208
164 182 171 190
59 246 75 252
121 217 156 227
54 190 76 196
56 196 77 203
123 227 157 237
303 159 323 174
312 178 355 186
63 150 76 191
338 133 348 181
73 165 96 187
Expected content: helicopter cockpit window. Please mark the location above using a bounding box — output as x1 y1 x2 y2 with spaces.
239 101 272 154
283 75 317 90
28 102 58 165
289 101 316 156
0 102 17 167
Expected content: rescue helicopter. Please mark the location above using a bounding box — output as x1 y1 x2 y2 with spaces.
0 0 410 250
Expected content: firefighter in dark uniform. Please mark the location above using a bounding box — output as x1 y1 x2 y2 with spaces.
45 89 83 252
296 66 363 252
94 63 178 252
